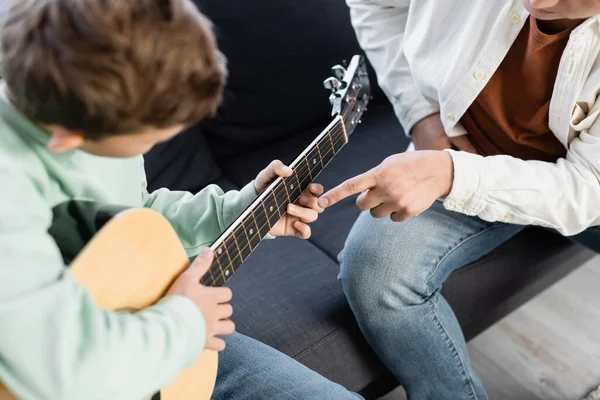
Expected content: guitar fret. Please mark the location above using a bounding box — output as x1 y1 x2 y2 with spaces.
221 243 234 280
270 191 282 218
327 130 336 153
304 157 313 180
250 210 265 240
215 253 227 283
261 201 272 230
320 134 336 166
316 142 325 168
294 172 303 198
231 232 244 266
282 178 292 204
248 211 265 248
241 222 253 252
201 261 219 286
207 264 217 286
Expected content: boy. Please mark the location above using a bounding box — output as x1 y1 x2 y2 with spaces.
0 0 359 399
317 0 600 399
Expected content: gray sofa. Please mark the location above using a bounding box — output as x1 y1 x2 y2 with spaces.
144 0 596 396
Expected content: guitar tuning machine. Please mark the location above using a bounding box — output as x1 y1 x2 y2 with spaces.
323 77 341 91
331 65 347 80
324 77 348 105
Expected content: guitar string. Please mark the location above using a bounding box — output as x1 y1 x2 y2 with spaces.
207 98 361 286
206 121 355 285
206 95 362 285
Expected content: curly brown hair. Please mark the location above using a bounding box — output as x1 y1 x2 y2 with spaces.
1 0 226 139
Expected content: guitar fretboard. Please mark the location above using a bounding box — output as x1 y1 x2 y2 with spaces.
201 116 347 287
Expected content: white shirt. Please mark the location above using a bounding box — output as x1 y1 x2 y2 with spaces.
347 0 600 235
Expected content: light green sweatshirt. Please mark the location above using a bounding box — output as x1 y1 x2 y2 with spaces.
0 89 258 399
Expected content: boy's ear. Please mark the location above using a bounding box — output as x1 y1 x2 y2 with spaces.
47 127 86 153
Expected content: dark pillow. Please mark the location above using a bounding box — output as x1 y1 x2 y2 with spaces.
194 0 383 157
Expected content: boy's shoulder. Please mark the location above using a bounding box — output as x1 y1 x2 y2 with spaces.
0 110 50 187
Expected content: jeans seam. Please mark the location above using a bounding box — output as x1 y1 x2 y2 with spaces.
430 299 479 400
424 223 504 290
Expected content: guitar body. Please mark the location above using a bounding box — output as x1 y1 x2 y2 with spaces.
0 209 217 400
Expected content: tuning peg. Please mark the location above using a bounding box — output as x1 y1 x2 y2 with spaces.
329 93 336 105
331 65 347 80
323 77 341 92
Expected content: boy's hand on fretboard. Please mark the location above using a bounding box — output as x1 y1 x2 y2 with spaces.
254 160 324 239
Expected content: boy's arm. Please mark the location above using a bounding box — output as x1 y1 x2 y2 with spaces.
0 163 207 400
140 165 258 258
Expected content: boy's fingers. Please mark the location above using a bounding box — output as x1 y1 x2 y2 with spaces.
218 304 233 319
298 194 323 213
206 337 226 352
271 160 293 178
293 221 311 239
217 320 236 335
287 204 318 223
309 183 324 196
214 287 233 303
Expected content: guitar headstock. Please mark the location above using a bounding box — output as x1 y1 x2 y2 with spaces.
324 55 371 136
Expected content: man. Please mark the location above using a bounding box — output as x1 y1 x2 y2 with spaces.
0 0 359 399
317 0 600 399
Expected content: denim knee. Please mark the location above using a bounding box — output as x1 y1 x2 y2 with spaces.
339 212 432 321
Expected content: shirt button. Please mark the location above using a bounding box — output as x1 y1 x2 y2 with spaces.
446 113 456 121
473 70 485 80
504 215 514 222
510 14 521 24
457 201 465 209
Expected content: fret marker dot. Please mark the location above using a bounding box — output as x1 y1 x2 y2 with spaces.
290 184 294 189
269 206 274 212
225 270 230 276
250 229 254 235
313 159 317 164
217 248 223 255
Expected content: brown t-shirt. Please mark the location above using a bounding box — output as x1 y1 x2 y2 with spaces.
460 17 582 162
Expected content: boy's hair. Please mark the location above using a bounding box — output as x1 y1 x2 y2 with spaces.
1 0 226 139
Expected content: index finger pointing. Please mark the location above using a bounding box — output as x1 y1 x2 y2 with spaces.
318 172 376 208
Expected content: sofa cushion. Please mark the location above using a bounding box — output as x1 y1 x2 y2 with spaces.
192 0 384 158
226 236 385 392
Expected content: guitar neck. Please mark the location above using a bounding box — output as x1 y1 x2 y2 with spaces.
202 116 347 287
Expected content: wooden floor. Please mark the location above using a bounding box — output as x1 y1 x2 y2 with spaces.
382 256 600 400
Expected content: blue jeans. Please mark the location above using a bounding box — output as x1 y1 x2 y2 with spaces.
339 200 600 400
212 331 362 400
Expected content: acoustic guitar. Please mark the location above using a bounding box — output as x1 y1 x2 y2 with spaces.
0 55 371 400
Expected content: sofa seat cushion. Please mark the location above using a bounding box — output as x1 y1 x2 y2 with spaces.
226 236 385 392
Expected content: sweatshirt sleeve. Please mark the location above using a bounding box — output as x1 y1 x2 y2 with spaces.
140 170 259 258
0 159 207 400
346 0 439 135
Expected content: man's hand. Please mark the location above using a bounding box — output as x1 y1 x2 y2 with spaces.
254 160 324 239
412 113 479 154
166 249 234 352
317 151 454 222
